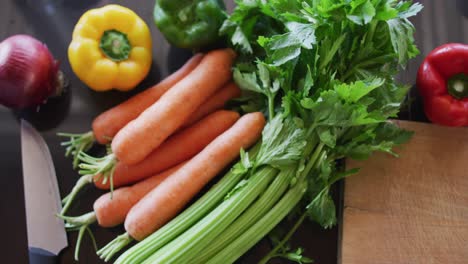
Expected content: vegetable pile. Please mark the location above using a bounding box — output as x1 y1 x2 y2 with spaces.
59 48 250 260
56 0 423 263
108 0 421 263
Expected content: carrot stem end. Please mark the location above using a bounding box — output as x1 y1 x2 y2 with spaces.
78 152 117 197
97 232 133 262
57 131 95 169
60 174 94 215
56 212 97 261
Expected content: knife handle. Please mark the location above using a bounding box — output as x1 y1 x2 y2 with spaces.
28 247 58 264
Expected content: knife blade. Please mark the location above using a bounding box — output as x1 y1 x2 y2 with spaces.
21 120 67 264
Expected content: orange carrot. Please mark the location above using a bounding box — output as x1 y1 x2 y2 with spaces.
58 163 187 261
59 54 203 169
94 110 240 189
111 49 236 165
61 110 240 216
125 112 266 241
181 82 241 129
94 163 185 228
92 54 204 144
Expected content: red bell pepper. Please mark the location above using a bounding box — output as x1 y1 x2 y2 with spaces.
417 43 468 126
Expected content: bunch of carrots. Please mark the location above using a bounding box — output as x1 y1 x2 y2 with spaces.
58 48 266 260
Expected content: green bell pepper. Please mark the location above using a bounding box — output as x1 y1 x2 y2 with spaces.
154 0 226 49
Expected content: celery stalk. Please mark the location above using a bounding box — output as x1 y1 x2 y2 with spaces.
205 143 325 264
192 167 295 263
142 166 278 264
205 178 308 264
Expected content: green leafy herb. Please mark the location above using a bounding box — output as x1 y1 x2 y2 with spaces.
219 0 421 261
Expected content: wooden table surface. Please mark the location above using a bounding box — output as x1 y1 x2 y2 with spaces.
0 1 467 263
343 121 468 264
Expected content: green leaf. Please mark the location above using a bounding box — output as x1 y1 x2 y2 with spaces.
334 78 385 103
271 43 302 66
285 21 316 49
374 121 414 145
231 163 248 175
328 168 359 185
267 223 314 264
257 62 271 89
271 79 281 94
312 0 347 18
335 121 413 160
283 247 314 263
257 115 307 168
375 0 399 20
263 33 299 50
367 82 409 117
347 0 376 25
231 149 253 175
302 66 314 97
233 68 264 94
318 33 347 71
232 26 253 53
317 127 336 148
318 158 332 182
260 20 316 66
386 18 419 65
398 2 423 19
240 148 253 171
282 91 305 119
306 189 336 229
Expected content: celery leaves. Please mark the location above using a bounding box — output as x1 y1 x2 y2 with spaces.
220 0 422 262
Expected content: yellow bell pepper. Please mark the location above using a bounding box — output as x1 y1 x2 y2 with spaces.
68 5 152 92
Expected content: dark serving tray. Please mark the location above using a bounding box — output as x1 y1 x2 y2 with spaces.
0 0 466 263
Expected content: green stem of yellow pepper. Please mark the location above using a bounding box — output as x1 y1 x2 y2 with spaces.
99 29 132 62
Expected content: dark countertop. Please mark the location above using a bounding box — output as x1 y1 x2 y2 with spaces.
0 0 467 263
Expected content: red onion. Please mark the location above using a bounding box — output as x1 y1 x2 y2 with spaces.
0 34 63 109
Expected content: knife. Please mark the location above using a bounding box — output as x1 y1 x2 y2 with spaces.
21 120 68 264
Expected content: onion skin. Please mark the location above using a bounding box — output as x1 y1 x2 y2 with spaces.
0 35 60 109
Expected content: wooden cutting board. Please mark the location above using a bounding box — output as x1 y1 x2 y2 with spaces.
341 120 468 264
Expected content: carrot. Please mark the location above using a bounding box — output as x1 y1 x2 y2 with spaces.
93 54 204 144
58 54 203 168
61 110 240 215
125 112 266 241
180 82 241 129
111 48 236 165
94 163 185 228
94 110 240 189
58 163 185 261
